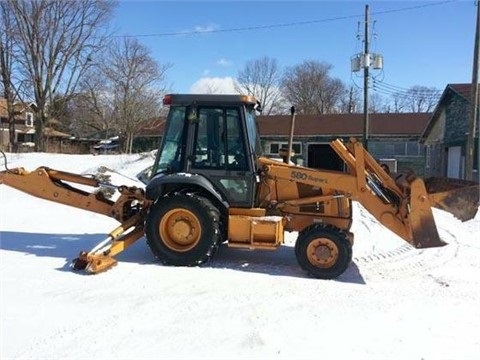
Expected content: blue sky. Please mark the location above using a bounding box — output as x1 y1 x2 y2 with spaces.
112 1 477 95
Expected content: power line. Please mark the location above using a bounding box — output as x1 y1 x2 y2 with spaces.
372 85 441 98
373 85 441 98
372 79 442 96
116 0 458 38
371 79 442 97
373 79 442 93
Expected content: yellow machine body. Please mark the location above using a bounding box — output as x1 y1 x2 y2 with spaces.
1 94 478 279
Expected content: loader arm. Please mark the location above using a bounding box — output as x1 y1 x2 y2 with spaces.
258 138 479 249
1 166 149 273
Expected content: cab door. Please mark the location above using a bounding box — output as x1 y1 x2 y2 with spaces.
188 106 256 207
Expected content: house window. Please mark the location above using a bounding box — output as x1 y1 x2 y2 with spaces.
270 143 279 155
25 112 34 127
406 141 425 156
368 140 424 158
267 142 302 156
18 133 34 142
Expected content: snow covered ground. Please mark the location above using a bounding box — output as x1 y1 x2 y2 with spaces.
1 152 479 360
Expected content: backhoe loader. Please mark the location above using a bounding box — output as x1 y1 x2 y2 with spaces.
1 94 478 279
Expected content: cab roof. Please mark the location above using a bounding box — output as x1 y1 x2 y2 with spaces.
163 94 258 106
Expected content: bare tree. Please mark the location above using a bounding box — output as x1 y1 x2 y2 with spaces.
368 92 389 113
65 66 117 137
0 3 19 151
236 56 284 115
281 60 345 114
389 91 408 113
102 37 170 153
7 0 116 151
405 85 439 112
339 86 361 113
203 81 220 94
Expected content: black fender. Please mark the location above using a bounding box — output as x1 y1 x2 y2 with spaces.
145 172 229 209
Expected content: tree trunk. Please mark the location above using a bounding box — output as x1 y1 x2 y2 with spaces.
35 110 46 152
5 95 17 152
125 132 133 154
8 114 17 152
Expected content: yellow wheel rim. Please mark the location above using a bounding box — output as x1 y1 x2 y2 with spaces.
306 238 339 268
159 208 202 252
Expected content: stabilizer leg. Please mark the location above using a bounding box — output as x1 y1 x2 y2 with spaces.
71 214 145 274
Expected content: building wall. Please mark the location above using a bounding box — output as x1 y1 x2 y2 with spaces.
368 138 426 175
427 109 446 143
0 113 36 151
444 93 469 146
424 90 478 180
261 135 426 175
423 109 446 178
425 143 445 177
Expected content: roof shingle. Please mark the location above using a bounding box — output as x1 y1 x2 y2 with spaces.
257 113 431 136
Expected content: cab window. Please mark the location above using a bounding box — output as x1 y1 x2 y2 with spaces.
192 107 247 171
153 106 187 174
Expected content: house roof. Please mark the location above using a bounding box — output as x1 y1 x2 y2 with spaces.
257 112 431 137
136 118 167 136
137 112 430 138
0 98 7 117
13 124 71 138
449 83 473 100
43 127 71 138
0 98 36 118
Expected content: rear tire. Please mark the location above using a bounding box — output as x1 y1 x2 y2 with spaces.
295 225 352 279
145 193 220 266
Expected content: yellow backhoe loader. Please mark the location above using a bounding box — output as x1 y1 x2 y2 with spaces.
1 94 478 279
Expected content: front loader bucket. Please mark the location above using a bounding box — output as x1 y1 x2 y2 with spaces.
409 178 448 248
425 177 479 222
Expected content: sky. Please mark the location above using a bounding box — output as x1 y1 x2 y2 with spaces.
1 151 479 359
110 0 478 95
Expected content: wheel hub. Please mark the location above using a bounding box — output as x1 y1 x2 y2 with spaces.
315 245 332 260
170 218 195 244
160 209 201 252
307 238 339 268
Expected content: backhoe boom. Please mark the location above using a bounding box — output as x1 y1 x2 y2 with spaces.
1 166 149 273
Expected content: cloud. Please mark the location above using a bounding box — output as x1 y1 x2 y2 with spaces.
178 23 220 36
193 23 219 33
216 58 232 67
189 77 240 94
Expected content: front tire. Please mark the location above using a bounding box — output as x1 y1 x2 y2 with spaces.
145 193 220 266
295 225 352 279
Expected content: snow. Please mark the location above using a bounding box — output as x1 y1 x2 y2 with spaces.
1 152 479 360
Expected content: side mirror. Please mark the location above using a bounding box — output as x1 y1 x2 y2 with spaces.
255 100 263 113
136 165 153 185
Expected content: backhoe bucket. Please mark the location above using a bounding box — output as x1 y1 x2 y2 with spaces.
425 177 479 222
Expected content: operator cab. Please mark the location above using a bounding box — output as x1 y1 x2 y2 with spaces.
149 94 263 207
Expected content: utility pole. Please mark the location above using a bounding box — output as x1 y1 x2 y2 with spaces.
363 4 370 150
466 1 479 181
351 4 382 150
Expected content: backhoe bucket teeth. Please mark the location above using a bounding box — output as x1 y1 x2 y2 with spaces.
425 177 479 222
71 255 89 271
